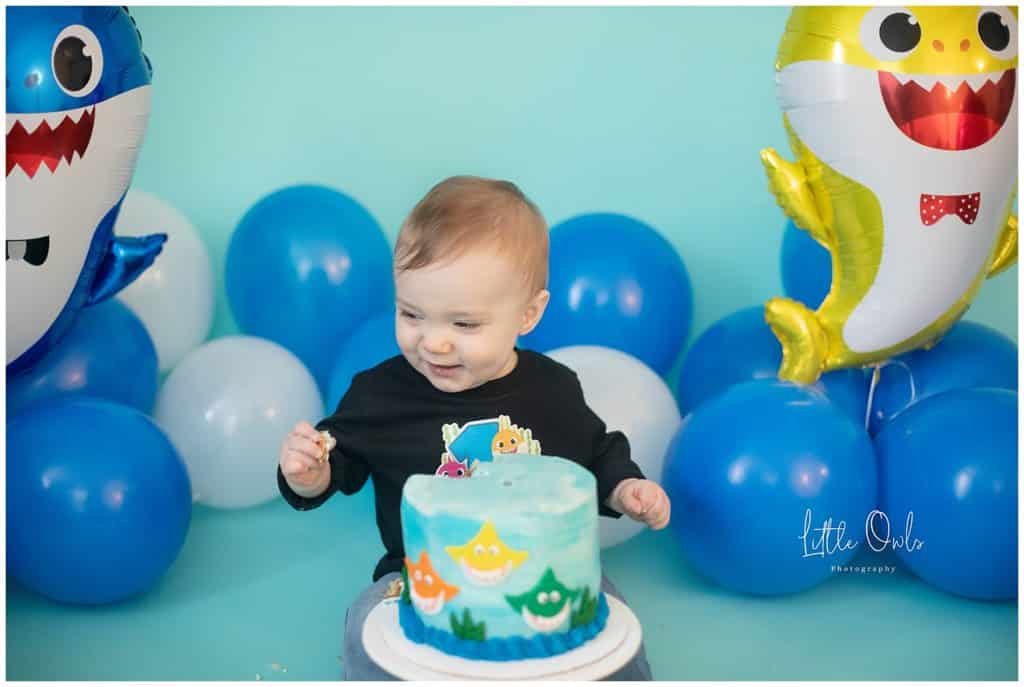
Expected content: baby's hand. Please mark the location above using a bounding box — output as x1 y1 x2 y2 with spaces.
611 478 671 530
279 420 332 495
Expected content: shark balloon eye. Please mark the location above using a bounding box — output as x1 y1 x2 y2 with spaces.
977 8 1017 59
861 7 922 62
51 25 104 97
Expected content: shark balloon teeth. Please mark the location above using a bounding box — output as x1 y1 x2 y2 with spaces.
6 106 95 178
878 68 1015 150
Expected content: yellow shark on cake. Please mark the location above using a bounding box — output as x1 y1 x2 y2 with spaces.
761 7 1018 384
445 521 529 587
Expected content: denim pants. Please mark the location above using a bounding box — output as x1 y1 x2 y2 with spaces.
343 573 653 680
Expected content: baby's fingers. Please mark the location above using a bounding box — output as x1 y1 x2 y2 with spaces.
291 420 321 441
282 450 322 476
646 495 671 530
288 434 324 460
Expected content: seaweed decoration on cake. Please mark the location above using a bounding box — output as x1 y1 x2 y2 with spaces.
446 521 529 587
505 568 580 634
571 585 599 628
399 566 411 604
449 607 487 641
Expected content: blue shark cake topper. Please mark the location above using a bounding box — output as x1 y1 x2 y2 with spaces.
6 6 166 375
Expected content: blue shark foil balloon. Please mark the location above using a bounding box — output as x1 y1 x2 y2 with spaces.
6 7 166 376
761 7 1018 384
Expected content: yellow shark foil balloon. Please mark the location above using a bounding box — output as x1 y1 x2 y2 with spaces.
761 7 1018 384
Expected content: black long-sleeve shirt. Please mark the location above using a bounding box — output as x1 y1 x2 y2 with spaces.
277 349 645 581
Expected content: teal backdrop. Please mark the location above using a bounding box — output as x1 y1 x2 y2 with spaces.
7 7 1018 682
127 6 1018 350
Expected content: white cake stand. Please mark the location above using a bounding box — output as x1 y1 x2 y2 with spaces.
362 595 642 680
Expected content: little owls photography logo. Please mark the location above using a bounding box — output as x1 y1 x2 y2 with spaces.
799 509 924 575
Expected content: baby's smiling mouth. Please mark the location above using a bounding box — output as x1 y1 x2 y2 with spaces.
878 68 1015 150
426 361 462 377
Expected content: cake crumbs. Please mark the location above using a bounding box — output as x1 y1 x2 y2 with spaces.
316 430 337 463
383 577 404 599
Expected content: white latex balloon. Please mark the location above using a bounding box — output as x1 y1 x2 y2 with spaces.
547 345 682 549
115 189 214 373
154 336 324 509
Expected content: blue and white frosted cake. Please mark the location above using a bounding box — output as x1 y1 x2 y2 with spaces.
398 454 609 660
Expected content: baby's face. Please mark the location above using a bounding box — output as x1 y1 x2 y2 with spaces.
394 248 543 393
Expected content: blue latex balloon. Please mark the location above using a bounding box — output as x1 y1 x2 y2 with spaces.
326 310 400 412
874 388 1017 601
225 185 394 392
6 398 192 604
663 380 877 596
6 299 158 416
867 321 1018 435
780 220 831 309
522 213 692 375
676 306 870 424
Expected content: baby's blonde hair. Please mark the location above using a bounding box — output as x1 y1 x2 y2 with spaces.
394 176 549 296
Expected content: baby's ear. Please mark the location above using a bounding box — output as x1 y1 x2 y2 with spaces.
519 289 550 336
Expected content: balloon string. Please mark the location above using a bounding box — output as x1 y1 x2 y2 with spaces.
863 359 915 431
864 364 882 431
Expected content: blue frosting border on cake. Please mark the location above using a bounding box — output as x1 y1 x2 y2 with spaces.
397 593 610 661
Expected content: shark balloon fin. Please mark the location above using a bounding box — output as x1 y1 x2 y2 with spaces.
765 296 830 384
760 147 831 248
86 233 167 306
987 214 1018 278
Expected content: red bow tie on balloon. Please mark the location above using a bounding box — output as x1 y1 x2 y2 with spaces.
920 193 981 226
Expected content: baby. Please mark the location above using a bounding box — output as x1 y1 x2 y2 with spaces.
278 175 667 678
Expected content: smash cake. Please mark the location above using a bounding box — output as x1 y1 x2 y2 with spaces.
398 454 609 660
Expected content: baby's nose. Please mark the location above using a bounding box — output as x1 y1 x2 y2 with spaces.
423 332 453 354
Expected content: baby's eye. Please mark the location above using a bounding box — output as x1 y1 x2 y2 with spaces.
488 544 500 556
400 310 422 320
454 321 480 330
537 592 549 604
